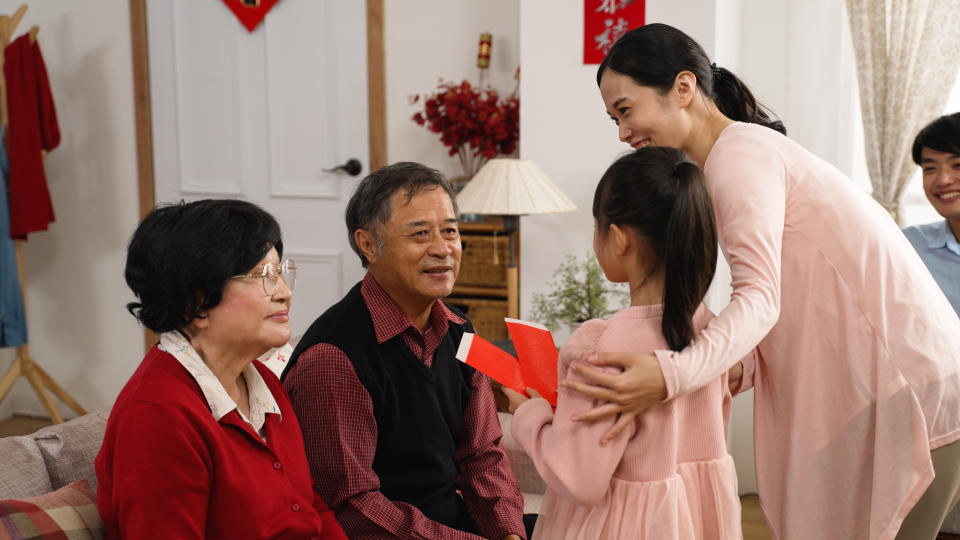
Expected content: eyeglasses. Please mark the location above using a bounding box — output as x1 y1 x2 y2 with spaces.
230 259 297 296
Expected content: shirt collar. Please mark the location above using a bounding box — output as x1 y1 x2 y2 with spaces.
927 220 960 257
158 331 282 433
360 272 465 344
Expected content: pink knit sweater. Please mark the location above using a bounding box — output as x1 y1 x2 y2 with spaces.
512 304 743 539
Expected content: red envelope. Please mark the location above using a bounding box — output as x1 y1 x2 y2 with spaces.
505 318 558 406
456 319 558 407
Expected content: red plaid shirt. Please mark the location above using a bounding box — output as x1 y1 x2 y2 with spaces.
284 273 526 540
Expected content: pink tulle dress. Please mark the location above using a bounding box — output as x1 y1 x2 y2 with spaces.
512 304 743 539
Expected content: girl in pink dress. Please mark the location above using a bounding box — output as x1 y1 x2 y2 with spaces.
506 147 746 540
566 23 960 540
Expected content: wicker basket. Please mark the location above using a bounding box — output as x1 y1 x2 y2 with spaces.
445 296 509 341
457 233 508 287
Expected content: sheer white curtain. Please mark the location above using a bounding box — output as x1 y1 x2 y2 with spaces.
845 0 960 223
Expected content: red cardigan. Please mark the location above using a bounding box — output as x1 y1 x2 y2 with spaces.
3 34 60 239
95 346 347 540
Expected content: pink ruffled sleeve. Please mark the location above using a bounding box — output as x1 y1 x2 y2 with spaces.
511 320 635 506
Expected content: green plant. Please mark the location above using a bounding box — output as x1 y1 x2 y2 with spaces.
529 251 630 331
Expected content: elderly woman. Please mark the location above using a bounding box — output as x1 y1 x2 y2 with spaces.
95 199 347 540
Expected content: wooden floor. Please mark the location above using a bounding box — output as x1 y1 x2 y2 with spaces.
0 414 53 437
739 494 960 540
741 495 772 540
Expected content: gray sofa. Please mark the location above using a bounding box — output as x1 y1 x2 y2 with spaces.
0 409 109 500
498 411 546 514
0 410 544 507
3 409 956 536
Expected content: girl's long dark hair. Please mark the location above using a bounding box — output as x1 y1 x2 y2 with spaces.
598 23 786 135
593 147 718 351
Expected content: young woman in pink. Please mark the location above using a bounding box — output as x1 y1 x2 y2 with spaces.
565 23 960 540
506 147 747 539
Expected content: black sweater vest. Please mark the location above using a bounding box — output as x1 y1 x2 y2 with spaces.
283 282 479 533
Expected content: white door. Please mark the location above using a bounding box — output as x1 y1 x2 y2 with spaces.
147 0 368 338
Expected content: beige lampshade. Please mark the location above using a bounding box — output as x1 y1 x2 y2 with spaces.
456 158 577 215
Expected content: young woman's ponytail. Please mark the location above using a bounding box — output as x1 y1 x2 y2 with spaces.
662 161 718 350
593 147 718 351
598 23 786 135
711 66 785 135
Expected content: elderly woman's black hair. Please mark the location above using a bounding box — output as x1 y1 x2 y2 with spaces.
124 198 283 333
598 23 786 135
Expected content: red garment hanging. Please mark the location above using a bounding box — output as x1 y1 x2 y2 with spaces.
4 33 59 240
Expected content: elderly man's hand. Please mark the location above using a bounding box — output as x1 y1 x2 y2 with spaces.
561 351 666 444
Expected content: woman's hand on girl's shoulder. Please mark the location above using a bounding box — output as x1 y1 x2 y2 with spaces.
562 351 666 444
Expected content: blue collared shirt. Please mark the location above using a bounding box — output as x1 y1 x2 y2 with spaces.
903 220 960 317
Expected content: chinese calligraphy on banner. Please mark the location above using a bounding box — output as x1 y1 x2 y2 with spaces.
583 0 645 64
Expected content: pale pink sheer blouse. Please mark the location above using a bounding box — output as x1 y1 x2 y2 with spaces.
654 122 960 540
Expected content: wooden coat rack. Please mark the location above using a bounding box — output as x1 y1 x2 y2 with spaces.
0 4 85 424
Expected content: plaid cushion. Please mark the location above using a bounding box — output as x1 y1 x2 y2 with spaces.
0 479 103 540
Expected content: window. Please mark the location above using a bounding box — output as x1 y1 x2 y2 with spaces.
850 72 960 226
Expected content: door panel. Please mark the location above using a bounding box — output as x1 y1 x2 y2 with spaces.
148 0 368 338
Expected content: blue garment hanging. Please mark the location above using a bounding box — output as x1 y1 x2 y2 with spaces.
0 128 27 347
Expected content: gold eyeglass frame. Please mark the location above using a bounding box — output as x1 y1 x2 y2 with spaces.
230 259 297 296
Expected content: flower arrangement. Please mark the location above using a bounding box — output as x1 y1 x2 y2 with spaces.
529 251 630 332
410 79 519 179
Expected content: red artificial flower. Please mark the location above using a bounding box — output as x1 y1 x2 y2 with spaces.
410 78 520 178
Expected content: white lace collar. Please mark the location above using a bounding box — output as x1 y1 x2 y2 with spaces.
158 332 282 435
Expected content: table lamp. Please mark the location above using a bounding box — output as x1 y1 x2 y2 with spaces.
456 158 576 318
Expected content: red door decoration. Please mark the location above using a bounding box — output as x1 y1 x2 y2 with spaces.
583 0 645 64
222 0 279 33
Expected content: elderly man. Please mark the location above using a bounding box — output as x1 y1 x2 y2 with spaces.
282 162 526 540
904 112 960 316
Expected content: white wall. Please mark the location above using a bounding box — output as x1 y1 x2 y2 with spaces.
737 0 858 175
0 0 142 418
517 0 752 332
383 0 519 176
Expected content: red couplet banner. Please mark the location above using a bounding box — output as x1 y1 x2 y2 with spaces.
583 0 646 64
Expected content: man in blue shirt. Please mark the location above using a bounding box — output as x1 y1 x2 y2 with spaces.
903 112 960 316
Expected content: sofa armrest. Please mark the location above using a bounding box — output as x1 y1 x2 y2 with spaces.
0 435 53 499
498 412 546 514
33 409 110 493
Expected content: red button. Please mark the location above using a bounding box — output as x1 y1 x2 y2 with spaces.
291 503 300 512
273 461 282 470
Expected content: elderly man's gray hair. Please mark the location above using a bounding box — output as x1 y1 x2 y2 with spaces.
345 161 459 267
